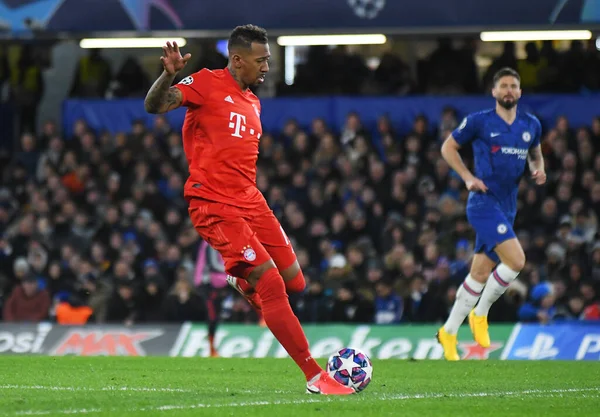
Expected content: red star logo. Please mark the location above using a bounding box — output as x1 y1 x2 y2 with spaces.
459 341 503 360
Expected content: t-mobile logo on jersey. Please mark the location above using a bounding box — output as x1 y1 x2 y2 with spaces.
229 112 247 138
228 111 259 139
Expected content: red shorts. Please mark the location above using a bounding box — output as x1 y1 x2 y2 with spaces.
188 198 296 278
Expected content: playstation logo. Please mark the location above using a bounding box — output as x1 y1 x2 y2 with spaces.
514 333 559 360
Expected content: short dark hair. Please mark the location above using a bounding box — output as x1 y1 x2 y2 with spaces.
493 67 520 85
228 24 268 51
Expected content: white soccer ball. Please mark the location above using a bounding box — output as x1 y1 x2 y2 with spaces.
326 347 373 392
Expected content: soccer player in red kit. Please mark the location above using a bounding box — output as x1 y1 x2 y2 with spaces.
144 24 353 395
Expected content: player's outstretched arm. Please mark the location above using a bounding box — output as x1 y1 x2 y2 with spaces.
144 41 190 114
441 135 488 193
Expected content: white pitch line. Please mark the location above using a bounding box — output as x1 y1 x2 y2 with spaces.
0 385 192 393
0 384 284 395
11 387 600 416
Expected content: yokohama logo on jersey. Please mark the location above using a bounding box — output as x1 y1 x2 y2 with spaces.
492 146 528 159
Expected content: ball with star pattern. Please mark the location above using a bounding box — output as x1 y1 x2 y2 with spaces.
326 347 373 392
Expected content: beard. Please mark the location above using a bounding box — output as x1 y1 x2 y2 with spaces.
497 96 518 110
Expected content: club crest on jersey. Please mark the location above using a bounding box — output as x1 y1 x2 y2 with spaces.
497 224 508 234
178 76 193 85
522 131 531 142
242 246 257 262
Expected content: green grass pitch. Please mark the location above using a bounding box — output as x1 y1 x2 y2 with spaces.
0 357 598 416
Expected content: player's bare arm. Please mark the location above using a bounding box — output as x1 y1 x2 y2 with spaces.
441 135 488 192
144 73 182 114
527 144 547 185
144 41 191 114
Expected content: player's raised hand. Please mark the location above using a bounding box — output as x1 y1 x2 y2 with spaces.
465 176 488 193
531 170 547 185
160 41 191 75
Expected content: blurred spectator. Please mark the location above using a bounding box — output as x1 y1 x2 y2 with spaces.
2 275 51 322
105 281 138 325
330 281 374 323
162 276 206 322
373 279 403 324
54 292 94 325
69 49 112 98
1 99 599 325
9 45 45 134
517 42 547 92
518 282 556 323
109 57 150 98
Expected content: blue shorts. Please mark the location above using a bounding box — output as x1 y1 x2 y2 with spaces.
466 200 516 264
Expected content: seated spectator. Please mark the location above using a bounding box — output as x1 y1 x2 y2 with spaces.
373 279 403 324
162 276 206 322
518 282 557 323
2 275 51 322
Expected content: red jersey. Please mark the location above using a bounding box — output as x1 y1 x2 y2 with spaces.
173 68 265 209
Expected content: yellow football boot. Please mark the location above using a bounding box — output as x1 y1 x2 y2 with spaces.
469 310 491 348
436 327 460 361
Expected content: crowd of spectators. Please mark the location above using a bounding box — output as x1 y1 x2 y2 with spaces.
1 103 599 326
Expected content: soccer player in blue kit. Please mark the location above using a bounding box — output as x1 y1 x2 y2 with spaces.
436 68 547 360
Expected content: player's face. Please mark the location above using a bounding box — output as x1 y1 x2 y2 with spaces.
236 42 271 86
492 76 521 110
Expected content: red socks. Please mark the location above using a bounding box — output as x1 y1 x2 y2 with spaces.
254 268 322 381
284 270 306 293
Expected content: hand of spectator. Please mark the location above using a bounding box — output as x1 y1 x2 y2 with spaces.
531 170 547 185
537 310 550 323
161 41 191 76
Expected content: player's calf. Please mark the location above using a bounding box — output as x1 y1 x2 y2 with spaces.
442 274 485 336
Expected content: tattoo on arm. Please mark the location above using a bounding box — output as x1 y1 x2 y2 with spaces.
144 71 181 114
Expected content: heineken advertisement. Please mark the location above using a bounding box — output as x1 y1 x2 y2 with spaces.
171 324 514 360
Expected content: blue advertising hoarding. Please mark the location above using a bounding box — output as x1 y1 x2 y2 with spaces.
62 94 600 139
0 0 599 34
501 323 600 360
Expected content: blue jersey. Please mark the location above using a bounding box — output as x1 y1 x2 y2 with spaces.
451 108 542 262
452 109 542 214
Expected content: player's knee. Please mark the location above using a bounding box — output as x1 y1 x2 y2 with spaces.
252 265 287 303
246 259 277 287
506 255 526 272
470 270 489 283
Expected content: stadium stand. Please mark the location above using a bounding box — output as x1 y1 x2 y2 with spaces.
1 105 599 325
